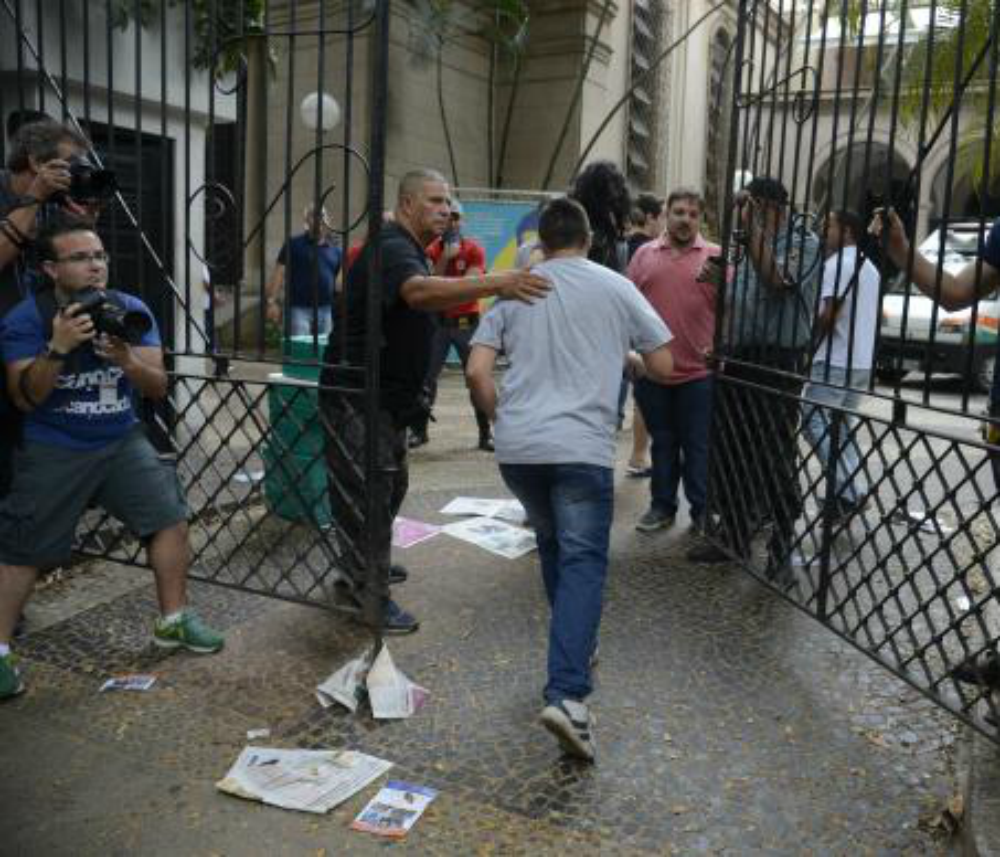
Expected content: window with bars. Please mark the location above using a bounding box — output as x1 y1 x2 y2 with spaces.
626 0 666 188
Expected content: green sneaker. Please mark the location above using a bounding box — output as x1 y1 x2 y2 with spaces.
0 651 25 699
153 611 224 654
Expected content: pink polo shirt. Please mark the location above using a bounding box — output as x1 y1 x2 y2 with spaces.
626 234 718 386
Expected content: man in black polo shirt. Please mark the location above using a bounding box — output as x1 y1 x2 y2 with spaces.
320 168 550 633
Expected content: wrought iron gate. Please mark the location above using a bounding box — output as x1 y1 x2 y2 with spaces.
709 0 1000 743
1 1 392 633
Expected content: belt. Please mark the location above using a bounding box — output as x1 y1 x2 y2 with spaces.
442 314 479 329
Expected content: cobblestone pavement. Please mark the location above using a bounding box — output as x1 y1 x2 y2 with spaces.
0 373 964 855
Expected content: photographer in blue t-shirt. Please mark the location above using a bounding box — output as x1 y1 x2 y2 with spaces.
265 204 342 337
0 219 224 699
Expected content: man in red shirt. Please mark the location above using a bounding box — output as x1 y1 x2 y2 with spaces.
627 188 718 533
411 200 492 450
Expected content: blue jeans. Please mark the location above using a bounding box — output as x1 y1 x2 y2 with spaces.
499 463 614 704
802 362 870 504
289 305 333 337
634 377 713 521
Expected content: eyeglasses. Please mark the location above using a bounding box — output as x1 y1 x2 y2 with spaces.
54 251 109 265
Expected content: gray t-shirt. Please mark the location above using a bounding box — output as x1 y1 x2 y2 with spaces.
472 256 671 468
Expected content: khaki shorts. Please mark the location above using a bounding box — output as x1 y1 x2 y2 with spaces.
0 426 188 567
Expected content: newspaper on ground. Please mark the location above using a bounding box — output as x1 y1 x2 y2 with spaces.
366 645 429 720
493 499 528 526
100 674 157 692
890 507 956 536
442 516 536 560
392 516 442 549
217 747 392 814
439 496 527 525
316 647 373 713
315 644 428 719
246 728 271 741
351 780 439 838
440 497 508 517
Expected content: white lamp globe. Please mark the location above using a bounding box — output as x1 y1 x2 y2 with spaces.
732 169 754 195
300 92 341 132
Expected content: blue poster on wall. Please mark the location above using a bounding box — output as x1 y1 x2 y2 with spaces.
460 199 543 270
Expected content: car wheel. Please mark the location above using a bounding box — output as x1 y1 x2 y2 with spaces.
977 353 996 395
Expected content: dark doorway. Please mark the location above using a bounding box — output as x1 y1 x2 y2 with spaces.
82 120 175 350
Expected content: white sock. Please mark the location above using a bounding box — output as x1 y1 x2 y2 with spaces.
161 610 185 625
0 642 10 657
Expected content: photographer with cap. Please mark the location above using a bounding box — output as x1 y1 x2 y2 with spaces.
0 219 224 699
688 176 822 585
0 119 102 496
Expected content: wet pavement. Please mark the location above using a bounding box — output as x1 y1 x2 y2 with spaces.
0 373 965 855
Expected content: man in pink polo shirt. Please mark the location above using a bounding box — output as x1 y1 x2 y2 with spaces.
627 188 718 533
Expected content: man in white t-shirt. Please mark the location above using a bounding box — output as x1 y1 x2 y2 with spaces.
466 197 673 762
802 209 881 514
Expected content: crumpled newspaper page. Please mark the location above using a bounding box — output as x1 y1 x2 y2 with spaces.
316 647 373 712
367 645 430 720
315 645 429 720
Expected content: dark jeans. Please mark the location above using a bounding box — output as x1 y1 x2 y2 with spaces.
420 318 490 438
320 394 408 595
634 376 713 521
708 350 804 564
499 462 614 704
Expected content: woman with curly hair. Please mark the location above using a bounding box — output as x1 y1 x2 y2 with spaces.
569 160 632 273
570 161 651 475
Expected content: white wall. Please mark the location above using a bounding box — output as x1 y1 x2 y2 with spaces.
1 3 238 355
0 3 237 122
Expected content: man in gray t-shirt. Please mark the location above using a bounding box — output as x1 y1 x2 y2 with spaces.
467 197 673 762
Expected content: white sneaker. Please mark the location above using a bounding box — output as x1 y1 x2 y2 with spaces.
540 699 595 762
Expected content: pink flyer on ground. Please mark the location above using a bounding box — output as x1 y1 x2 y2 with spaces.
392 517 442 549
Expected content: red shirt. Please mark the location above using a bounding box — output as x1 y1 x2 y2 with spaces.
345 241 364 272
626 233 718 385
426 236 487 318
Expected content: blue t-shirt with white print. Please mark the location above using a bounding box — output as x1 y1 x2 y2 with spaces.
0 290 161 450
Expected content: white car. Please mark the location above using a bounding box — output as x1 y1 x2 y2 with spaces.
878 222 998 393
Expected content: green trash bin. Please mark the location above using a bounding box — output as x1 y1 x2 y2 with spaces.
282 334 327 383
263 371 331 526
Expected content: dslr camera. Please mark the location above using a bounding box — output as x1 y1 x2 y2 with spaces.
74 287 151 345
52 155 118 205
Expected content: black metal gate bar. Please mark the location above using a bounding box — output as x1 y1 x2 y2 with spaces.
710 0 1000 744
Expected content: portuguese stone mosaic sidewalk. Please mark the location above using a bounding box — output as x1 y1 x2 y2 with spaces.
0 374 964 855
